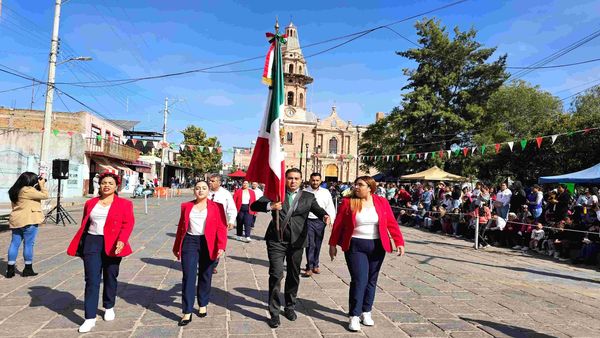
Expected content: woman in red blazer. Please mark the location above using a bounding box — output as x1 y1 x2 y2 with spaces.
328 176 405 332
173 180 228 326
67 172 135 333
232 180 257 242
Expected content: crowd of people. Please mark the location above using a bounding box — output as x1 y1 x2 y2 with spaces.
378 180 600 267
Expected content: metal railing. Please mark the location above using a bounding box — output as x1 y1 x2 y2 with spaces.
85 137 139 162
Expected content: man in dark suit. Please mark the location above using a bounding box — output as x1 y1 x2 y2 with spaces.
251 168 330 328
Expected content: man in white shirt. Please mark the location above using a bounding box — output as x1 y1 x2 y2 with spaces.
208 174 237 274
494 182 512 220
251 182 264 200
302 173 336 277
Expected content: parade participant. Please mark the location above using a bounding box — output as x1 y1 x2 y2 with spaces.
329 175 405 332
173 180 228 325
251 168 330 328
207 174 236 274
303 173 336 277
233 181 257 242
251 182 264 199
67 172 135 333
7 172 49 278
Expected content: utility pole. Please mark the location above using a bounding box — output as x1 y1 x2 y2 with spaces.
160 97 168 186
299 133 304 174
39 0 62 177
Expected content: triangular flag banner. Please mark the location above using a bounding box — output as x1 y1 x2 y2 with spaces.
67 131 74 137
520 139 527 150
462 147 468 157
584 128 591 134
199 146 205 152
446 150 452 158
410 153 416 160
471 146 477 155
142 140 147 147
188 145 195 150
406 154 410 160
431 151 436 158
508 141 514 151
217 147 223 154
536 137 543 148
424 152 429 160
208 147 214 153
96 135 102 141
439 150 444 158
481 144 486 155
453 149 460 156
180 144 185 151
52 129 60 136
567 131 574 137
494 143 501 153
170 143 177 149
551 135 558 144
395 155 400 161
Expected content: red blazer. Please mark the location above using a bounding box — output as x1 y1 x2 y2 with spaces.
67 195 135 257
329 194 404 252
233 188 257 215
173 200 228 261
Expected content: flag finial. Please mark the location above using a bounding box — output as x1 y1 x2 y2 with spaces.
275 17 279 33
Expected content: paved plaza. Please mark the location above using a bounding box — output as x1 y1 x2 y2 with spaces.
0 195 599 337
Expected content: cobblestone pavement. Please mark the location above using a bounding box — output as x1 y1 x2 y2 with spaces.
0 195 599 337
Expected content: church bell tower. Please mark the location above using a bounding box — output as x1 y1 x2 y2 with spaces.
282 22 313 121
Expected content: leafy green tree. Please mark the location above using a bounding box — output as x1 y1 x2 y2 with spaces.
178 125 222 175
361 18 508 176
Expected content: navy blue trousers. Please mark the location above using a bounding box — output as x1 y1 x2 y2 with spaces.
236 204 253 238
344 238 385 317
305 218 326 270
83 234 122 319
181 235 215 313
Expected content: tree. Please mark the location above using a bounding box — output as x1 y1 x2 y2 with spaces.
361 18 508 176
178 125 222 175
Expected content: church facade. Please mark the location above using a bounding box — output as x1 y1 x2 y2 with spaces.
233 22 381 182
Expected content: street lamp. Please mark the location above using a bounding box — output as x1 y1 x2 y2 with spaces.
304 143 309 179
57 56 93 66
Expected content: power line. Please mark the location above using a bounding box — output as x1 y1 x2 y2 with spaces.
0 83 39 94
50 0 469 87
506 57 600 69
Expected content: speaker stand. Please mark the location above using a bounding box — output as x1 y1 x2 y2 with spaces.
44 178 76 226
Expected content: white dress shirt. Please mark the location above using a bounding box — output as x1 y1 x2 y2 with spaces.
88 203 111 235
251 187 263 200
496 188 512 206
304 186 335 223
187 208 208 235
208 187 237 225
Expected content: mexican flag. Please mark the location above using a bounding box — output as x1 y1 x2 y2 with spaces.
246 32 286 203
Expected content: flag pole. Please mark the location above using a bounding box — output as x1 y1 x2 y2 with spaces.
274 18 282 242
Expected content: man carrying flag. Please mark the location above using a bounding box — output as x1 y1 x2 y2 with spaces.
247 21 330 329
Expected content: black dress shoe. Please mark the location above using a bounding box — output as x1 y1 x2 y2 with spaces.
283 308 297 321
178 314 192 326
267 316 280 328
198 307 207 318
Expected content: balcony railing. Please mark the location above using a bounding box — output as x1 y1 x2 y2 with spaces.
85 137 140 162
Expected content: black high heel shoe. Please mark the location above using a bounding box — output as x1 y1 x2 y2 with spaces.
178 314 192 326
198 307 207 318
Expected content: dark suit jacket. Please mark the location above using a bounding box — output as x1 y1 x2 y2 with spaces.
251 191 328 248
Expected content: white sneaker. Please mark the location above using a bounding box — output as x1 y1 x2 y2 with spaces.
360 312 374 326
236 236 242 241
78 319 96 333
348 316 361 331
512 245 522 250
245 237 252 242
104 308 115 321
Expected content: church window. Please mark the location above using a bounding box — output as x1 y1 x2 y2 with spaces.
299 65 303 74
299 93 304 108
346 136 351 153
286 132 293 143
331 119 337 127
287 91 294 105
289 64 294 74
329 137 338 154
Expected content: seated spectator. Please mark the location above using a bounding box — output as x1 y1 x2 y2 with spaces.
519 216 535 252
396 185 412 206
529 223 545 252
485 215 507 246
573 222 600 265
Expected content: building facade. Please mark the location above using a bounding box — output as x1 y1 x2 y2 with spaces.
0 107 141 202
233 22 377 182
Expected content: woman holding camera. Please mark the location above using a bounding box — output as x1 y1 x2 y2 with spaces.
67 172 135 333
6 172 49 278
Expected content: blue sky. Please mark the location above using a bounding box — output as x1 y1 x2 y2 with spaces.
1 0 599 162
